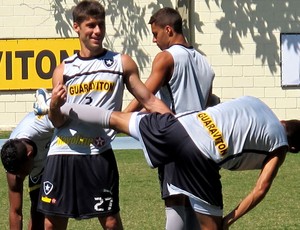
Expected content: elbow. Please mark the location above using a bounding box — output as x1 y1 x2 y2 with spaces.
256 182 272 201
10 208 23 218
49 113 67 128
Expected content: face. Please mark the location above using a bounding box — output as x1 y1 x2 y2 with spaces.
151 23 170 50
74 17 106 56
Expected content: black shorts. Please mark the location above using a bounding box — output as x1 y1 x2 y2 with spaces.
37 149 120 219
138 113 223 208
158 163 176 199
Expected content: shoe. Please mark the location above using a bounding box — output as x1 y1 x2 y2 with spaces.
33 88 51 115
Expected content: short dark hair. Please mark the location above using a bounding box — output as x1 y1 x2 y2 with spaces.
72 0 105 25
284 119 300 153
148 7 183 33
1 139 28 174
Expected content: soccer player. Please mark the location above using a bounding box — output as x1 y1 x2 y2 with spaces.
1 111 54 230
124 7 216 229
50 83 300 230
36 1 170 230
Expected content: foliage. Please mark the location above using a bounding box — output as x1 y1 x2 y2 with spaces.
19 1 300 75
30 0 203 73
206 0 300 74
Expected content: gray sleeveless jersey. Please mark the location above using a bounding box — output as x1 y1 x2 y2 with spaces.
10 112 54 177
49 51 124 155
157 45 215 113
177 96 288 170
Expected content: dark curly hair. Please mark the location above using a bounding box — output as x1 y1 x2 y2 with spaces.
1 139 28 174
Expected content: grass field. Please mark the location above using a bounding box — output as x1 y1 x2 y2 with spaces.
0 133 300 229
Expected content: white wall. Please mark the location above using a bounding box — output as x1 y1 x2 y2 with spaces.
194 0 300 119
1 0 300 130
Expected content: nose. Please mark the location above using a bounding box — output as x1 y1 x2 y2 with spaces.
94 25 101 34
152 37 157 43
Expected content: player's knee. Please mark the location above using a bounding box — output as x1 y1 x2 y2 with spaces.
99 214 123 230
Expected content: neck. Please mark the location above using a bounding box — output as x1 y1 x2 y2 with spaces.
79 45 105 58
171 35 190 47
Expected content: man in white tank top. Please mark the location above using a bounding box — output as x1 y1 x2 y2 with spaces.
37 1 170 230
48 87 300 230
124 7 217 230
1 112 54 229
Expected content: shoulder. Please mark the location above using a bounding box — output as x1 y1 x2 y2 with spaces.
121 54 137 69
63 53 78 63
153 51 173 64
167 44 188 53
121 53 133 61
53 62 65 75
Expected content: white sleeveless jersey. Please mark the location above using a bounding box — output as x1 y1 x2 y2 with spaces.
157 45 214 113
10 112 54 177
177 96 288 170
49 51 124 155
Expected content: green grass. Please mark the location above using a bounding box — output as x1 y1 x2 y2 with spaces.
0 150 300 229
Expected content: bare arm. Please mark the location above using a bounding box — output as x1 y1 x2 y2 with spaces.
109 111 132 135
122 53 172 114
222 146 287 229
49 63 68 127
7 173 25 230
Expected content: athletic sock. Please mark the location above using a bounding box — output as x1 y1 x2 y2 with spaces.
165 206 185 230
60 103 112 128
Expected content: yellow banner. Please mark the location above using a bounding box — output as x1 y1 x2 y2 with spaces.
0 38 79 90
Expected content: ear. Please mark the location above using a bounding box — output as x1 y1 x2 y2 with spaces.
280 121 289 138
25 143 35 158
27 150 33 158
165 25 173 36
73 22 80 33
280 120 286 129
